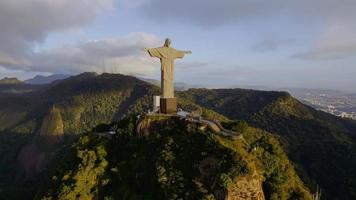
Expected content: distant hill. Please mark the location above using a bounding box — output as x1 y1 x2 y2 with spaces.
25 74 71 85
0 77 22 84
139 77 197 91
0 72 157 134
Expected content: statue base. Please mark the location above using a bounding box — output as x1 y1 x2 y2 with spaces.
160 98 177 114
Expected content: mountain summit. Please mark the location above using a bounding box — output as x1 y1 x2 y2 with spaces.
0 77 22 85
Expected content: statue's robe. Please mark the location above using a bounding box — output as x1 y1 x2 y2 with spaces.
147 47 185 98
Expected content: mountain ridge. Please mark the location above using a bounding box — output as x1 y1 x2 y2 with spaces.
25 74 71 85
0 77 22 85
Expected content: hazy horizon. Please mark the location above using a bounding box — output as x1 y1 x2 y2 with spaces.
2 72 356 93
1 0 355 91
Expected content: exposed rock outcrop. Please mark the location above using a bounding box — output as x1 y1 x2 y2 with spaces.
16 105 64 178
227 171 265 200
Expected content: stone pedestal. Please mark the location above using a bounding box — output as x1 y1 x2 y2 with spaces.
160 98 177 114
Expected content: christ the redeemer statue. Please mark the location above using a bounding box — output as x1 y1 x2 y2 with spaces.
144 38 191 113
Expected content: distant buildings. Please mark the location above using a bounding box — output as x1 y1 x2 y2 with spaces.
340 112 356 120
297 92 356 120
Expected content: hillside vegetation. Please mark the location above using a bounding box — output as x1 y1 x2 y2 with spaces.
38 115 312 200
180 88 356 200
0 73 158 199
0 74 354 199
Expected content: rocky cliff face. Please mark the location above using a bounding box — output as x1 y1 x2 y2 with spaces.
227 172 265 200
16 106 64 178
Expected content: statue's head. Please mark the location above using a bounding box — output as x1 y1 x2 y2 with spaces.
164 38 171 47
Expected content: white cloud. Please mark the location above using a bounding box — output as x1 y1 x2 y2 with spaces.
137 0 356 59
295 23 356 59
251 38 296 52
0 66 50 80
137 0 271 27
0 0 166 77
0 0 114 68
26 33 161 75
136 0 356 27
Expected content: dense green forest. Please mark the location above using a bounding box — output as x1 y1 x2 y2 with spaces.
179 88 356 200
0 73 355 199
0 73 157 199
38 115 311 200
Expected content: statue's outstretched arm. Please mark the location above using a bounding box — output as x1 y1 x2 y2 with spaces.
144 47 162 58
184 50 192 54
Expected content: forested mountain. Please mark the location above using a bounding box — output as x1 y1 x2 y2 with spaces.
179 88 356 200
0 74 354 199
38 115 312 200
0 73 158 199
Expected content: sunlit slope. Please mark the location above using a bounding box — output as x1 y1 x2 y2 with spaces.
180 88 356 200
39 116 312 200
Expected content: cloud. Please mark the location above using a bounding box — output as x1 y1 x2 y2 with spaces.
137 0 356 59
174 63 256 85
294 23 356 60
0 0 176 77
0 66 50 80
175 61 208 69
137 0 274 27
0 0 114 68
136 0 356 27
25 33 161 75
251 38 295 52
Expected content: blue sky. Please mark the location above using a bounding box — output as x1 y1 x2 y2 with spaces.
0 0 355 91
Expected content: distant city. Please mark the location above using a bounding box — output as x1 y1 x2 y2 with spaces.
286 88 356 120
222 85 356 120
217 84 356 120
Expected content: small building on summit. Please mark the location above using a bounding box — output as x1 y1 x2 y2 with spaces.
153 95 160 113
